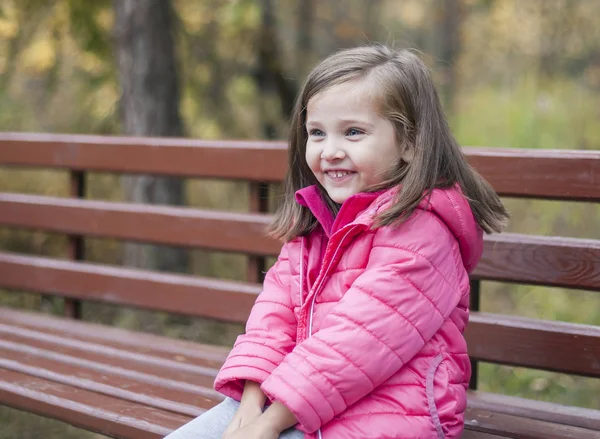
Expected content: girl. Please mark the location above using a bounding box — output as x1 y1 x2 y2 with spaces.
165 44 508 439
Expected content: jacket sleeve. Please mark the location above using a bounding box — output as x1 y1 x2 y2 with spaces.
214 243 297 400
260 226 463 432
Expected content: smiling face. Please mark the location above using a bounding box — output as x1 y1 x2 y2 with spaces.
305 79 405 204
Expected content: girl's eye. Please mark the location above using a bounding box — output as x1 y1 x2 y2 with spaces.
309 129 325 137
346 128 364 136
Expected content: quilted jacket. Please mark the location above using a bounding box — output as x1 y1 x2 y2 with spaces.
214 184 483 438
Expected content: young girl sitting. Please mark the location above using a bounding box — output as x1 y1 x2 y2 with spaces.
165 44 508 439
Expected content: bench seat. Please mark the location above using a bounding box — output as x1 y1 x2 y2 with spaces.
2 307 599 439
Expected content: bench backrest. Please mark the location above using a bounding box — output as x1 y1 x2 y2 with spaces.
0 132 599 386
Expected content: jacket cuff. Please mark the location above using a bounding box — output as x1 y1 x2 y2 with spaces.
260 357 345 432
213 337 289 400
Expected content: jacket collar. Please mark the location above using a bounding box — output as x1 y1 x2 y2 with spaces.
295 185 393 237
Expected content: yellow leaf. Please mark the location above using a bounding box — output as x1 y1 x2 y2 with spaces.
20 35 56 74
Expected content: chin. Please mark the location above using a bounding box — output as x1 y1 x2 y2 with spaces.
327 190 353 204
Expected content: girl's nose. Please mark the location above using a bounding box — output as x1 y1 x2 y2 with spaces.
320 140 346 161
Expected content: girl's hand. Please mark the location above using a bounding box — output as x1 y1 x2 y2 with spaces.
223 380 267 438
222 403 263 439
222 420 279 439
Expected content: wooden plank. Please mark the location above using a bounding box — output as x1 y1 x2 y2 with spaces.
0 327 220 390
0 193 280 256
466 312 600 378
465 148 600 202
462 432 510 439
0 368 192 439
468 390 600 432
474 233 600 291
0 132 287 182
2 194 599 291
1 133 600 200
0 251 258 323
464 406 600 439
0 345 217 417
0 307 230 366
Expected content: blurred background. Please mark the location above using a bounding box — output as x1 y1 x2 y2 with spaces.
0 0 599 436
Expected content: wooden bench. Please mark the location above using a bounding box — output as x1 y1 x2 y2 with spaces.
0 132 599 438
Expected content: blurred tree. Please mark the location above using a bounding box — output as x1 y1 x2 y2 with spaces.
256 0 297 138
295 0 315 78
437 0 463 112
113 0 189 273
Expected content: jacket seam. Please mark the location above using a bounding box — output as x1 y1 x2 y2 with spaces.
311 336 376 388
255 297 295 311
225 352 279 367
371 244 460 297
442 190 465 239
336 412 433 420
271 372 321 427
295 353 350 407
426 353 446 439
234 339 290 357
218 363 272 376
270 258 288 288
391 270 446 319
285 354 340 414
352 283 428 340
329 309 419 364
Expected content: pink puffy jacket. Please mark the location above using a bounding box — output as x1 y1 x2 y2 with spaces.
214 185 483 439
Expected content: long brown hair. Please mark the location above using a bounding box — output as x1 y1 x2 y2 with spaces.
270 44 508 241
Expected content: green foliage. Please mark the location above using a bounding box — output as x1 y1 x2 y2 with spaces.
453 76 600 150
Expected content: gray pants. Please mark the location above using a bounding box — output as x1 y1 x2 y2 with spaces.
164 398 305 439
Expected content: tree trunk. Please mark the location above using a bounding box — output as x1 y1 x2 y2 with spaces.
114 0 188 273
437 0 462 113
257 0 297 132
295 0 314 78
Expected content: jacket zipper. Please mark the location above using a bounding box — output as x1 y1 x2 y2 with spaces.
299 238 305 308
306 227 356 439
308 226 355 337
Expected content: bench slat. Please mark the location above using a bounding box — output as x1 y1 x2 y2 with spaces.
466 312 600 377
0 133 288 182
0 368 192 439
464 407 600 439
468 391 600 432
0 307 230 366
2 194 599 291
1 133 600 200
465 148 600 202
473 233 600 291
0 325 220 387
0 345 215 417
0 193 279 256
0 251 258 323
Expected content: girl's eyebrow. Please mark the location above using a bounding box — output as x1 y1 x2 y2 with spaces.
338 118 375 129
306 118 374 128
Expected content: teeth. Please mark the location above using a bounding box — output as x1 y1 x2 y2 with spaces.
328 171 350 178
